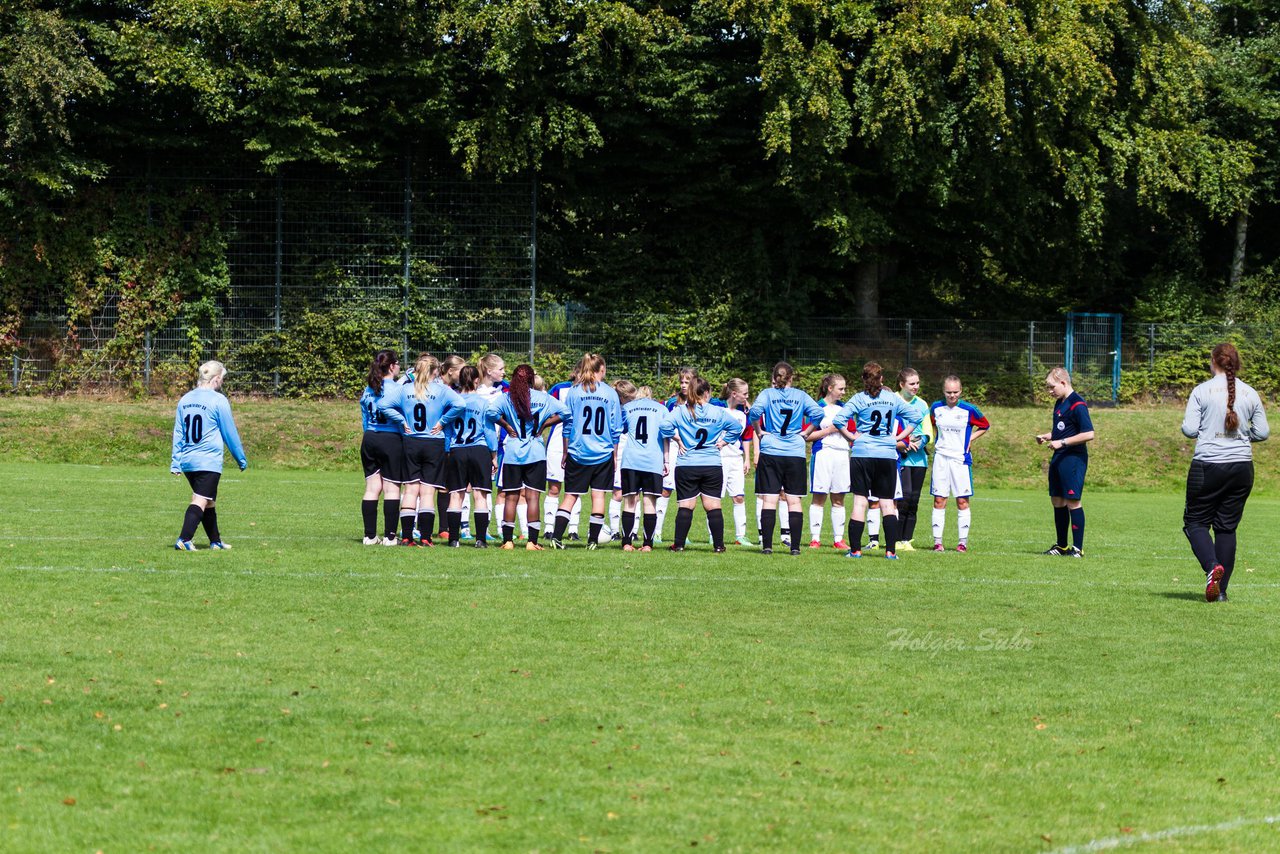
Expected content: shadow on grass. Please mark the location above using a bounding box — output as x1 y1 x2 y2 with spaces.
1153 590 1208 601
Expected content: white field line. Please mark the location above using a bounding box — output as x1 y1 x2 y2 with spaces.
1049 814 1280 853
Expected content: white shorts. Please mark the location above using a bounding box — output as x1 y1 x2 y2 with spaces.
721 455 745 498
931 456 973 499
613 436 627 491
662 443 677 492
811 448 851 495
546 430 566 483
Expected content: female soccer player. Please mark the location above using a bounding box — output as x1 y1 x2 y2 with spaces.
656 367 699 541
662 377 743 552
1180 343 1269 601
357 349 408 545
747 362 825 555
806 373 851 550
474 353 509 540
432 355 467 541
719 378 753 546
894 368 933 550
549 354 624 549
396 354 463 545
929 375 990 552
543 370 582 540
171 360 248 550
832 362 922 558
616 382 669 551
439 365 499 547
488 363 568 550
1035 367 1094 558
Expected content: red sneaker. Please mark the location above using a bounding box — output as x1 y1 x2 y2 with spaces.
1206 564 1224 601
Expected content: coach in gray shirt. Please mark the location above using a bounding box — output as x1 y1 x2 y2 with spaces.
1181 343 1269 602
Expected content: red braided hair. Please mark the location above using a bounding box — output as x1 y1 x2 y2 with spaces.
511 364 535 423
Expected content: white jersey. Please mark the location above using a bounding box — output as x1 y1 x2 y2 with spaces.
720 407 748 462
929 400 989 461
817 402 850 452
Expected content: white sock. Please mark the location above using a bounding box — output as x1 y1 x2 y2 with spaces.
867 507 881 538
609 498 622 537
809 505 824 542
733 503 747 540
958 508 971 543
831 504 847 543
460 494 471 530
516 501 528 536
568 500 582 536
932 507 946 542
543 494 557 531
655 496 670 540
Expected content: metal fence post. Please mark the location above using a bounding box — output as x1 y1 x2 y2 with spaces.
11 353 18 391
1148 324 1155 371
657 327 663 379
905 319 912 367
1027 321 1035 377
274 173 283 394
529 179 538 364
145 329 152 389
402 156 412 363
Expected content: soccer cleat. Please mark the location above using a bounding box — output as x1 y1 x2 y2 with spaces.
400 538 420 548
897 541 915 552
933 543 945 552
639 545 652 552
761 548 773 555
460 525 473 541
362 536 380 546
1217 592 1229 602
832 540 849 551
845 550 862 559
956 542 968 553
568 532 581 541
587 541 598 551
1043 544 1071 556
209 541 231 550
808 540 822 549
789 547 802 556
474 539 488 549
547 538 566 550
611 533 622 542
437 531 450 542
500 541 515 550
884 551 898 560
669 544 684 552
412 528 421 541
174 539 196 551
622 543 635 552
381 536 399 546
525 542 544 551
1206 564 1224 601
865 538 880 551
418 538 434 548
713 545 726 553
1068 547 1083 558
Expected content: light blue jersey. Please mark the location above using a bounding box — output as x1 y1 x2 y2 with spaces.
747 387 825 457
561 382 624 465
837 390 922 460
662 403 744 468
443 392 499 451
398 377 464 439
898 394 933 467
360 381 407 434
621 398 669 474
171 387 247 474
488 390 568 465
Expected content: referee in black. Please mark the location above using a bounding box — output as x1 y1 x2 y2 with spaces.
1181 343 1269 601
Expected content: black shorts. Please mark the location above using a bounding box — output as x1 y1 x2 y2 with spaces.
675 466 723 501
564 457 614 495
184 470 221 501
620 468 664 497
404 436 448 488
361 430 405 484
755 453 808 497
850 457 899 499
1048 454 1088 500
447 446 493 493
1184 460 1254 533
500 461 547 493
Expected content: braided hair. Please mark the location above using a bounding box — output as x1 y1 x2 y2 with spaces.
1212 343 1242 433
510 364 535 423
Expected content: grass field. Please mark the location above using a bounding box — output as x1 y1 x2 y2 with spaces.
1 399 1278 851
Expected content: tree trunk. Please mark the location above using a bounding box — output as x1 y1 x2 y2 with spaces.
854 260 880 320
1229 207 1248 288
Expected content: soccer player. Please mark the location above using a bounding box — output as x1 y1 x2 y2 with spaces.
1181 343 1269 601
616 382 669 551
488 363 568 550
747 361 824 555
357 350 408 545
832 362 922 558
549 354 624 549
396 354 463 545
439 365 499 547
895 368 933 550
1036 367 1095 558
806 373 850 550
929 375 990 552
433 355 466 541
657 367 699 541
544 372 583 541
467 353 508 541
171 360 248 550
719 378 753 546
661 377 743 552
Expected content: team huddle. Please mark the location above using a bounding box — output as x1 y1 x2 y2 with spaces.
355 349 1013 558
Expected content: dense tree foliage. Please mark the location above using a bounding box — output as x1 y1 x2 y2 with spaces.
1 0 1277 355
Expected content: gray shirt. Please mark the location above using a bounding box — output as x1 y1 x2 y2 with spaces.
1181 374 1269 463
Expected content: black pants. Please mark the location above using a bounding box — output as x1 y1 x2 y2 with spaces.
1183 460 1254 589
899 466 928 542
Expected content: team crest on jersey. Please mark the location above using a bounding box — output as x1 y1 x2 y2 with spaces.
1057 421 1065 431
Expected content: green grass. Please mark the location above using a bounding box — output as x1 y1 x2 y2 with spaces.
2 458 1280 852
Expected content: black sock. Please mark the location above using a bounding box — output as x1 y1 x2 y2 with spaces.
179 504 204 542
789 512 804 548
553 509 570 541
528 521 541 545
401 510 415 540
447 510 463 543
643 513 657 547
848 519 865 551
475 512 489 543
436 492 449 535
383 499 400 539
418 510 435 543
201 507 220 543
1214 527 1237 591
707 508 724 549
621 511 636 545
589 514 604 545
761 509 777 549
674 507 694 548
1055 506 1070 547
1184 526 1217 574
883 514 899 553
502 522 515 543
362 499 378 539
1070 507 1085 551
